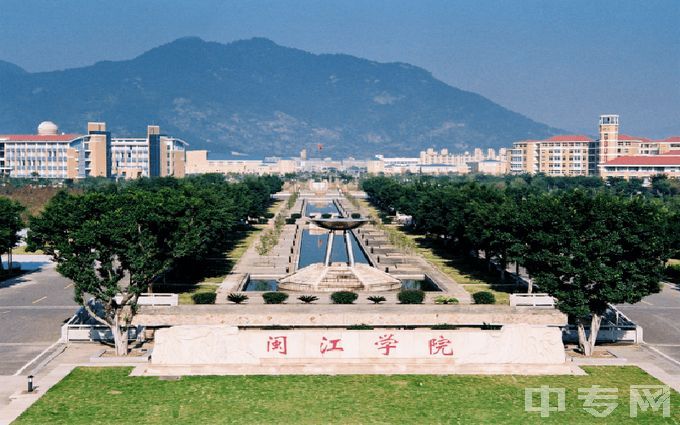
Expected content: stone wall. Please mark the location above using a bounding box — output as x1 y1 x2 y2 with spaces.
152 324 566 366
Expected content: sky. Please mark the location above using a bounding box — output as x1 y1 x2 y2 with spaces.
0 0 678 137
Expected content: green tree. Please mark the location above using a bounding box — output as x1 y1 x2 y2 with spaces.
0 197 25 273
27 187 228 355
520 190 673 355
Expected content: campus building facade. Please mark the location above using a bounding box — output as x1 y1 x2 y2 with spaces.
510 115 680 179
0 121 187 179
510 135 594 176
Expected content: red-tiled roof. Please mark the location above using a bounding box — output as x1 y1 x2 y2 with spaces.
618 134 652 142
657 136 680 144
0 134 82 142
604 154 680 166
545 135 592 142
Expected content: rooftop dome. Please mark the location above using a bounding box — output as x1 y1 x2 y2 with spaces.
37 121 58 135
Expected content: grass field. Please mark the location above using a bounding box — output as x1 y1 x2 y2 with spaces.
11 245 44 255
14 366 679 424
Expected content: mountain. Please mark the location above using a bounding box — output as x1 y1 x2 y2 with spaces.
0 37 563 158
0 60 26 76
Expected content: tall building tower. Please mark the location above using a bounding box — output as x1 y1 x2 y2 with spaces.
147 125 161 177
598 114 619 166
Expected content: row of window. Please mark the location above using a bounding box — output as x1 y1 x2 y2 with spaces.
13 166 67 171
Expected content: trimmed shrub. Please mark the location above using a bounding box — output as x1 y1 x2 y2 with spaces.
481 322 502 330
347 324 374 330
351 212 361 219
431 323 459 330
290 213 302 220
367 295 386 304
264 212 275 219
192 292 216 304
472 291 496 304
331 291 358 304
434 296 459 305
397 289 425 304
227 293 249 304
321 213 332 219
285 218 296 225
298 295 319 304
262 292 289 304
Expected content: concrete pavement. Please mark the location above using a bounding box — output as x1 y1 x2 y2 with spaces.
0 343 104 425
0 255 77 375
617 282 680 363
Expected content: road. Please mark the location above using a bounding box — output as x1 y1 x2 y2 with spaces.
0 255 77 375
617 282 680 364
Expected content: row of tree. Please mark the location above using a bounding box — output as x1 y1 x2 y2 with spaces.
362 176 680 355
27 174 282 355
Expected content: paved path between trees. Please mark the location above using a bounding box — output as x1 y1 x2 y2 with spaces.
616 282 680 363
0 255 77 376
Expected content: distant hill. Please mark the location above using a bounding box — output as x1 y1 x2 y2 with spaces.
0 37 563 158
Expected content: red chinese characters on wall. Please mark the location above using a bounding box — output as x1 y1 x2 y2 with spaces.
267 336 288 355
428 335 453 356
319 336 344 354
374 334 399 356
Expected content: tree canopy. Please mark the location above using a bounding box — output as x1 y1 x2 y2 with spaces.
362 175 677 355
28 175 281 355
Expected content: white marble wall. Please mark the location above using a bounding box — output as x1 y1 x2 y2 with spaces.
152 324 565 365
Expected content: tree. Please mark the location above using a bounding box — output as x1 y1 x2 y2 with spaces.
0 197 25 273
27 188 219 355
27 175 279 355
520 190 673 355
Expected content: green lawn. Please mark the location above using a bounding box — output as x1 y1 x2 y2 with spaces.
10 245 44 255
15 366 679 424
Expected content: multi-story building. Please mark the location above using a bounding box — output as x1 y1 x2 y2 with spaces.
595 115 680 179
599 151 680 179
0 121 187 179
419 147 501 166
0 121 78 178
510 135 594 176
510 115 680 179
111 125 187 178
185 150 296 175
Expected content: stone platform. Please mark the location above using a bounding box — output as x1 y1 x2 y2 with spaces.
133 362 580 376
133 304 567 327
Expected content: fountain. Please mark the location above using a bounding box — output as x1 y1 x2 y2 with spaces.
278 217 401 292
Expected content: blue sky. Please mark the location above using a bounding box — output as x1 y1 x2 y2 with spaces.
0 0 678 136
